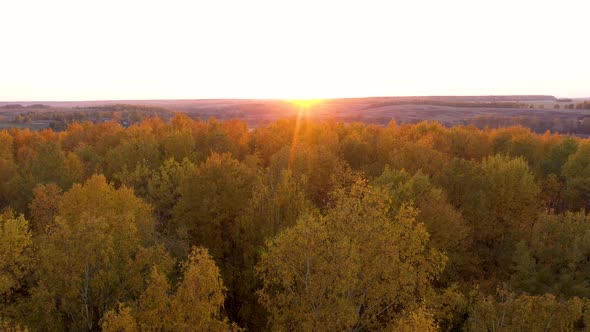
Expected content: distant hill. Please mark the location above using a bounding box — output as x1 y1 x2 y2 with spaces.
3 95 590 133
0 95 558 109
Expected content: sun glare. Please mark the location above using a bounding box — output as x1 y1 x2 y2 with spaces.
287 99 323 109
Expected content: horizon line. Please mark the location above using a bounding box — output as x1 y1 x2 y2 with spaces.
1 94 588 104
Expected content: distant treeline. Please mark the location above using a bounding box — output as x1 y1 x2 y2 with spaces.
366 99 531 109
370 95 556 102
366 99 590 110
0 104 50 109
11 104 174 129
466 115 590 135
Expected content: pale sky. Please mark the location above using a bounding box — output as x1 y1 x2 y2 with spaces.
1 0 589 101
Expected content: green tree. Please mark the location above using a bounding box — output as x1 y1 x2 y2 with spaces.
479 155 540 259
510 211 590 298
562 141 590 210
437 155 539 282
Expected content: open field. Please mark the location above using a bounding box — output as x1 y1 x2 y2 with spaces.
0 121 51 130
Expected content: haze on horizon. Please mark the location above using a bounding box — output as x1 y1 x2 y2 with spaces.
1 0 589 101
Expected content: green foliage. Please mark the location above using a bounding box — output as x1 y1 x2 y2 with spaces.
562 141 590 210
511 211 590 298
437 154 540 282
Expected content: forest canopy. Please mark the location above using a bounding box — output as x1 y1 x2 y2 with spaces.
1 114 590 331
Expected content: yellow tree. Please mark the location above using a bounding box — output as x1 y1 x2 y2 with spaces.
466 291 583 331
26 174 170 331
101 246 238 332
372 168 470 280
257 181 446 331
234 169 312 329
145 158 196 236
0 212 32 301
169 247 235 331
171 153 256 323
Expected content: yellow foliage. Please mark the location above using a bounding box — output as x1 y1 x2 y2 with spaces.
0 212 32 298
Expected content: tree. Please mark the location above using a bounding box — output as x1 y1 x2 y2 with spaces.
100 305 138 332
538 136 577 177
562 141 590 210
0 212 32 302
28 183 62 234
161 128 197 163
389 307 438 332
0 132 20 210
145 158 196 234
233 169 312 329
29 141 70 188
169 247 236 331
466 291 582 331
104 124 161 181
437 155 540 282
257 181 446 331
444 125 490 161
339 123 380 174
100 247 238 332
387 141 449 176
510 211 590 298
479 154 540 243
25 175 170 331
269 144 356 207
373 168 470 281
171 153 256 322
172 153 256 260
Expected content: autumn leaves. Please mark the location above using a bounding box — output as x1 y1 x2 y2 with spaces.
2 114 590 330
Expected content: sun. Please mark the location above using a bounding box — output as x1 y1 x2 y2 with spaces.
286 99 323 109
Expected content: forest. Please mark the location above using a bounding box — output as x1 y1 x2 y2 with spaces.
2 113 590 331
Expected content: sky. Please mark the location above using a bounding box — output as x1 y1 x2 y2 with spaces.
1 0 589 101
